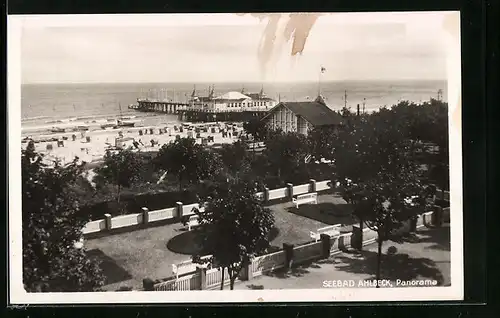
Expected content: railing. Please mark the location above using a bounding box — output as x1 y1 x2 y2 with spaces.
294 241 323 263
82 219 106 234
81 179 333 235
206 267 230 289
268 187 288 200
112 213 142 229
293 184 310 196
153 278 177 291
316 180 331 191
147 210 440 291
250 250 287 277
148 207 176 222
182 203 200 217
154 273 201 291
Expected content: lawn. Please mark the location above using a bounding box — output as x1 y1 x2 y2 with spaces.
84 193 353 291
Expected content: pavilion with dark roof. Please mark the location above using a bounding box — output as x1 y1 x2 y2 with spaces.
261 96 343 135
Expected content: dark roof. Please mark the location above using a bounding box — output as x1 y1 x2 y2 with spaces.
263 101 342 126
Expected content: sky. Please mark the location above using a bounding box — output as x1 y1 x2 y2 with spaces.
18 12 454 84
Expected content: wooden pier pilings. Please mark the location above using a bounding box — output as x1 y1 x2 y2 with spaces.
129 99 188 114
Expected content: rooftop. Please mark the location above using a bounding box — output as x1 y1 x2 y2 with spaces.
264 98 343 126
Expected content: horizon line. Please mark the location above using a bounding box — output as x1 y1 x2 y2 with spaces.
22 78 448 85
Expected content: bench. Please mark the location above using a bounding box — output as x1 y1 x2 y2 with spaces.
292 192 318 209
171 255 212 279
187 215 200 231
310 224 342 241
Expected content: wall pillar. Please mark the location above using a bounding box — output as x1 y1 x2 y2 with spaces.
238 263 252 281
351 225 363 250
287 183 294 200
432 205 443 227
104 213 112 230
176 201 184 218
320 234 331 259
264 187 270 202
196 266 207 290
142 207 149 224
142 278 155 291
309 179 317 193
410 216 418 232
283 243 295 271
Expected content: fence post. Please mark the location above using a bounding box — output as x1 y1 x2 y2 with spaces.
264 187 270 202
142 207 149 224
432 205 443 227
196 266 207 290
287 183 294 200
338 234 347 252
320 234 331 259
104 213 112 230
410 216 418 232
283 243 295 271
176 202 183 218
351 225 363 250
143 278 155 291
309 179 317 192
238 262 252 281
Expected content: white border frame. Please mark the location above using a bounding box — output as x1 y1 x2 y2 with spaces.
8 12 463 304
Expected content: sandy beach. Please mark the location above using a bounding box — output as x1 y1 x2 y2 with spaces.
22 122 245 166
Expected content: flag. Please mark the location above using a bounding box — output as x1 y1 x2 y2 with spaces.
321 66 326 73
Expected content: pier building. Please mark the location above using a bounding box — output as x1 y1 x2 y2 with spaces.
130 86 277 123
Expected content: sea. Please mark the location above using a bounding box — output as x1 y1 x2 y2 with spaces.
21 80 447 131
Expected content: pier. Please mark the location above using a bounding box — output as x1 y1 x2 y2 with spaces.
129 99 189 114
130 99 270 123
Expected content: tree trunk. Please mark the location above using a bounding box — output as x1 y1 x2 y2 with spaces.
376 235 382 288
116 184 121 204
220 267 225 290
230 277 236 290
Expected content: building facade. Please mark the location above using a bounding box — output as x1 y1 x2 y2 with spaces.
261 96 342 136
188 86 276 112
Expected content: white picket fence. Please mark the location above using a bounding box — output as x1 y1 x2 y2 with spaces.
151 210 439 291
206 267 231 289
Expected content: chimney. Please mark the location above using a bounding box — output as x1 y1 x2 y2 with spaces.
357 104 360 116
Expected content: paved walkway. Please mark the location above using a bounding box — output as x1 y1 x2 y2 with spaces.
234 225 450 290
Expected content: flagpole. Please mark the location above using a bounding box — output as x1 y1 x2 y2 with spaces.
318 67 322 96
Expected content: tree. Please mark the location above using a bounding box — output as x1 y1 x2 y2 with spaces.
93 148 142 204
192 180 275 290
243 118 269 141
154 137 221 192
263 131 310 184
340 166 431 287
307 126 338 162
335 107 432 287
22 146 105 292
218 140 251 180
